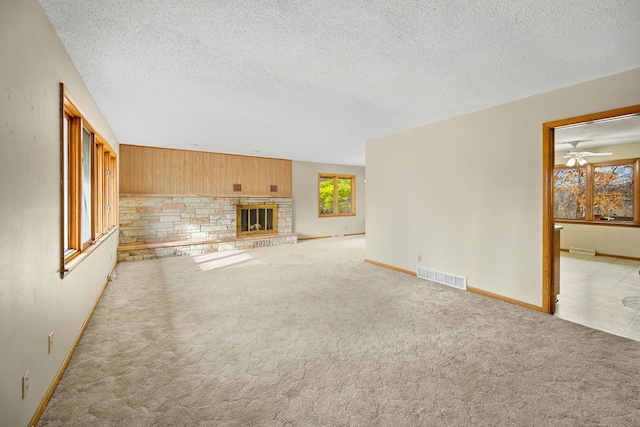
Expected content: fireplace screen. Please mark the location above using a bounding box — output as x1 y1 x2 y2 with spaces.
237 204 278 236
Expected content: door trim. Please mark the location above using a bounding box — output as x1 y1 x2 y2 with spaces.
541 104 640 314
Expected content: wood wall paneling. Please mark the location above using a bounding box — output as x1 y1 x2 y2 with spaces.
170 149 185 195
119 145 144 194
247 156 267 195
266 159 279 196
183 150 196 195
142 146 153 194
117 145 129 193
207 152 220 195
221 154 238 195
119 145 292 197
273 158 291 197
149 148 163 194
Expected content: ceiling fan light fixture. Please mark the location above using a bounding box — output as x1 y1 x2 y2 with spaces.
577 157 588 166
566 157 577 167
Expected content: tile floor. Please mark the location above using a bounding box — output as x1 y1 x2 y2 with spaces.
555 252 640 341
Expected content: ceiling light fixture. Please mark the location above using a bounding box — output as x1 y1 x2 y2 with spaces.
565 153 589 167
563 141 612 167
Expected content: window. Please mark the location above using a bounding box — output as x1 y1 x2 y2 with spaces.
318 174 355 217
554 168 586 220
61 85 118 275
554 158 639 225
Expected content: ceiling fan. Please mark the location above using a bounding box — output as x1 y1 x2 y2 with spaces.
563 141 612 166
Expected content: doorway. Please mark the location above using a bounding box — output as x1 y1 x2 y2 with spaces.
542 104 640 316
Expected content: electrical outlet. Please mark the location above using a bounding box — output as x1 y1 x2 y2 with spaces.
22 370 29 399
48 332 54 354
418 255 422 262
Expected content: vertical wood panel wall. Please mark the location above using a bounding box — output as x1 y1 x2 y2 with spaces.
119 145 292 197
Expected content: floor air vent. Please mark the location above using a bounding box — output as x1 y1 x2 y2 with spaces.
568 247 596 256
417 266 467 291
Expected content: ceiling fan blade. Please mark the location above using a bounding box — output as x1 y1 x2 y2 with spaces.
580 152 613 156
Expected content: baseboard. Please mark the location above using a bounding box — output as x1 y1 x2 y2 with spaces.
29 260 117 427
364 259 543 312
297 235 333 241
364 259 417 276
298 233 365 241
561 248 640 261
466 286 543 312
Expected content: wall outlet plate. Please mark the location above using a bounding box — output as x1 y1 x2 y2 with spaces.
22 370 29 399
48 332 54 354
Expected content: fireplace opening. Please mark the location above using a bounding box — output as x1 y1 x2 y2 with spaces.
237 204 278 236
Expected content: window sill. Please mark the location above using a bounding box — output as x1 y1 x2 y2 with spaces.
555 219 640 228
61 227 118 278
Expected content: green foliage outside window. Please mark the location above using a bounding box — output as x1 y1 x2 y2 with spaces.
319 175 355 216
319 177 335 214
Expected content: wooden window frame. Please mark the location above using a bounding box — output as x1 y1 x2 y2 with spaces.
318 174 356 217
554 158 640 226
60 84 118 277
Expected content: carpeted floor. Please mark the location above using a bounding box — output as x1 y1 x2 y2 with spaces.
37 236 640 426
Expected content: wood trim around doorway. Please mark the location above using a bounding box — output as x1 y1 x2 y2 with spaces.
541 104 640 314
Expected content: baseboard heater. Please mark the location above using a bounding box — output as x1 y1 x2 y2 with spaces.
569 247 596 256
417 266 467 291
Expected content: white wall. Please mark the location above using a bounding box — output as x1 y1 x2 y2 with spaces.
292 161 365 238
555 140 640 258
559 224 640 258
0 1 119 426
366 68 640 307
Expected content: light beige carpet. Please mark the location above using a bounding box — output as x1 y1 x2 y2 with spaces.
37 236 640 426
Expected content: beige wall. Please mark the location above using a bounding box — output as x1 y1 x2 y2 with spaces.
0 1 119 425
292 161 365 239
555 140 640 166
555 140 640 257
366 68 640 308
559 225 640 258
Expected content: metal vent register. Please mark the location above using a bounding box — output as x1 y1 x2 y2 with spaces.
417 266 467 291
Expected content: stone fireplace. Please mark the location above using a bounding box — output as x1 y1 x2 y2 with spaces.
118 196 296 261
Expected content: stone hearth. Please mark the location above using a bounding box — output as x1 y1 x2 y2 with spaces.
117 195 296 261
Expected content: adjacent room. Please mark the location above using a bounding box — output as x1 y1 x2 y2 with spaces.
553 115 640 338
1 0 639 426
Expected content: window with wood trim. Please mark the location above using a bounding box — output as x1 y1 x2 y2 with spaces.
61 85 118 275
318 174 355 217
554 158 639 225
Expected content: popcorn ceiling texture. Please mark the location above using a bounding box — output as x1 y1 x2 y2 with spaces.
39 0 640 166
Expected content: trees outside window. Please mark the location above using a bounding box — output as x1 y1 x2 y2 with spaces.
554 168 586 220
318 174 355 217
593 164 634 220
554 159 638 224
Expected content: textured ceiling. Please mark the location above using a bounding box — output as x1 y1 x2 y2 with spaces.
39 0 640 166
